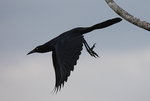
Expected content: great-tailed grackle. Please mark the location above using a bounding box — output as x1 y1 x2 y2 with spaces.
27 17 122 92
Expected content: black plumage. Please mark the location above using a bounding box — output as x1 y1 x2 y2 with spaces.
27 17 122 92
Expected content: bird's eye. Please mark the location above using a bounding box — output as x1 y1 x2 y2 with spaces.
36 47 38 50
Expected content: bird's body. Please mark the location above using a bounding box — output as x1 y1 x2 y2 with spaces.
27 18 122 92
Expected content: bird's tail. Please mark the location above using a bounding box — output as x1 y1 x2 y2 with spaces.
91 17 122 29
82 17 122 34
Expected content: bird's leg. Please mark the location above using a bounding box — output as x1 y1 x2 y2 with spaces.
83 40 99 58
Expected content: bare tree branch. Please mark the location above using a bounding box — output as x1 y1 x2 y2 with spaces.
105 0 150 31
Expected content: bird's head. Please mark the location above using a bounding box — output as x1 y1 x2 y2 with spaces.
27 45 46 55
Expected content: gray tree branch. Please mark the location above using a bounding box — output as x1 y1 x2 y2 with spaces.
105 0 150 31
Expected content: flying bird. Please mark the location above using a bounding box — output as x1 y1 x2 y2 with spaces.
27 17 122 92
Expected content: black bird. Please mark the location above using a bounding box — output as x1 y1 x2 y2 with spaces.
27 17 122 92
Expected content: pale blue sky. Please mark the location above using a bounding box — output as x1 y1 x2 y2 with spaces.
0 0 150 101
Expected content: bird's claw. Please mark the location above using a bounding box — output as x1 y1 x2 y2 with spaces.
89 43 99 58
91 43 96 50
84 41 99 58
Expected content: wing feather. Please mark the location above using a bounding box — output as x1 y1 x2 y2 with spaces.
52 36 84 92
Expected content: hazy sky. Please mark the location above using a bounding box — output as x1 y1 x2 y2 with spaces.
1 0 150 101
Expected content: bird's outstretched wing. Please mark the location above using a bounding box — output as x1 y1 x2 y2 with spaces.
52 36 84 92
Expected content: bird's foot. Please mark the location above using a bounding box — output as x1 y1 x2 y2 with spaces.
88 43 99 58
84 41 99 58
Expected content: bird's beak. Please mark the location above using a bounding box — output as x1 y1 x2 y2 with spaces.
27 50 35 55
